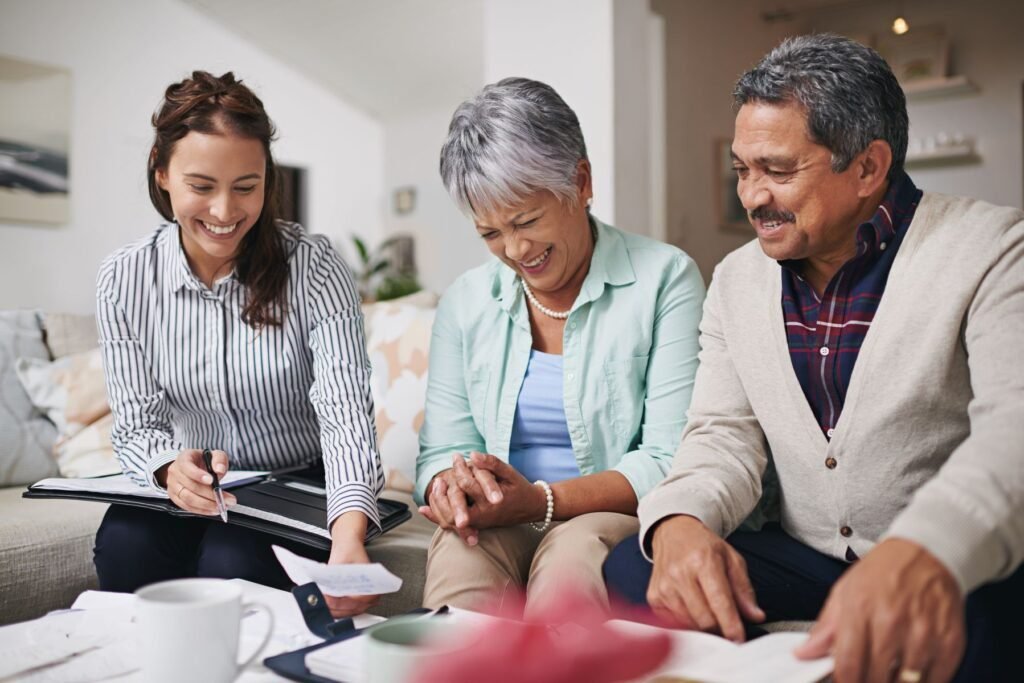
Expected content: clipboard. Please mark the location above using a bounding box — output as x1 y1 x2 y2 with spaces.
263 583 440 683
23 464 411 549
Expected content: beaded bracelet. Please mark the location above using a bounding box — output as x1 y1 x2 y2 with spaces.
530 480 554 532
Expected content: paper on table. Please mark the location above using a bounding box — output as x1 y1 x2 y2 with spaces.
608 620 834 683
30 470 269 498
272 545 402 596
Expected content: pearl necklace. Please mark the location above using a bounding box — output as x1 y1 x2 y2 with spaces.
521 279 571 320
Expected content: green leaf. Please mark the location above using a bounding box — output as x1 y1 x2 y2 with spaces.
352 236 370 265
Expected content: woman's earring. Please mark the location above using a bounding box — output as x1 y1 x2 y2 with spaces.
586 197 593 208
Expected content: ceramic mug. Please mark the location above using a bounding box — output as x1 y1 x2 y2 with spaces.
135 578 274 683
365 615 463 683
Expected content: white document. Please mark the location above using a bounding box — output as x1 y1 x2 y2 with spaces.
608 620 834 683
31 470 269 498
273 545 402 597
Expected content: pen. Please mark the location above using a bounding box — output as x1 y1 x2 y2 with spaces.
202 448 229 522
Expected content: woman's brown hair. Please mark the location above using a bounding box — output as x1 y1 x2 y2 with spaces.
148 70 287 328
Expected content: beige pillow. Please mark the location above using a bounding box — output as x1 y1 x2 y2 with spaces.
364 299 436 492
16 347 117 477
43 312 98 359
55 412 119 478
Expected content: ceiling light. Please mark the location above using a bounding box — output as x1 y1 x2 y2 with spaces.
892 17 910 35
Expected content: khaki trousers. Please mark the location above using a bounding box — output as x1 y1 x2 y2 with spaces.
421 512 639 619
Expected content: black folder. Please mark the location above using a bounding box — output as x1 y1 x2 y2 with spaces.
23 464 410 550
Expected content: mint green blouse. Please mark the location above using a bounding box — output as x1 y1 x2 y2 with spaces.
414 219 706 505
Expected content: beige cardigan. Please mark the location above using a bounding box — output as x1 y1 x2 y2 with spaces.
639 193 1024 593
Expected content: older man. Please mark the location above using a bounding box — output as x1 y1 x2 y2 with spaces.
603 34 1024 683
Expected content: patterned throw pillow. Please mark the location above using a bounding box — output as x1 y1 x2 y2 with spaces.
15 347 118 478
0 310 59 485
364 294 437 492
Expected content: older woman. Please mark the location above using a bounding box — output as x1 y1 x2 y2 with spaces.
415 77 705 616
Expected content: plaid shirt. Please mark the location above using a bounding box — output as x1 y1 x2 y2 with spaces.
781 172 922 439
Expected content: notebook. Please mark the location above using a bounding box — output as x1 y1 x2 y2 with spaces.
24 464 411 549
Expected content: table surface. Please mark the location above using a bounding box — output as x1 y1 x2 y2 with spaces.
0 579 380 682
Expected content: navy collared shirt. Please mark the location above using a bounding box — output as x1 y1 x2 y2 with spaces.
781 172 923 438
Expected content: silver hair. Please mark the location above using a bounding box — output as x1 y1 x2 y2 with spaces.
734 33 908 181
439 77 588 217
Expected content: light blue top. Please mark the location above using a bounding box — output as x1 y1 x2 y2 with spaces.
509 350 581 484
415 218 706 506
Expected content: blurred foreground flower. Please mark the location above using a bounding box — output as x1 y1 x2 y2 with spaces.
412 588 672 683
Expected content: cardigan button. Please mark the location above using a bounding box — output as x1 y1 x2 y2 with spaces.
840 526 853 537
825 457 837 469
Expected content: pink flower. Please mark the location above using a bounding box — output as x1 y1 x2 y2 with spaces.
413 588 671 683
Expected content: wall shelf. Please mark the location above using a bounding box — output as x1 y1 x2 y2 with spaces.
902 75 977 101
905 143 980 168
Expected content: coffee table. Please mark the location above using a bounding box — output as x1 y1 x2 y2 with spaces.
0 579 384 682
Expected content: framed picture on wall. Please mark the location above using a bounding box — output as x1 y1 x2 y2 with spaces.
876 25 950 86
714 138 748 233
0 55 71 225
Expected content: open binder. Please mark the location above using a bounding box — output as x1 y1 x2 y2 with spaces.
23 464 410 550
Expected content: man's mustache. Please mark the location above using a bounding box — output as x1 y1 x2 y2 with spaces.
750 207 796 223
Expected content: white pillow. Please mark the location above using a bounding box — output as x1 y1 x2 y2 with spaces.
16 346 117 478
0 310 59 485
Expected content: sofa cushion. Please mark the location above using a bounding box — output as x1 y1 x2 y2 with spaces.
364 299 436 493
365 491 435 616
15 347 118 478
0 311 59 486
42 312 98 359
0 486 107 625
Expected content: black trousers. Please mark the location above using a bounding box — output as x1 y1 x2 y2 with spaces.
93 504 329 593
603 523 1024 683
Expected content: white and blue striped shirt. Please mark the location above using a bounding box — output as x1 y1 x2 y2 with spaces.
96 222 384 531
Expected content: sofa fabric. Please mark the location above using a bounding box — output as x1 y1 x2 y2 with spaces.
365 300 436 493
0 486 107 625
0 311 59 486
0 487 432 624
42 312 99 360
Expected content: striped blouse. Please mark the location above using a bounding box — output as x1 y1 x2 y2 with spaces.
95 222 384 532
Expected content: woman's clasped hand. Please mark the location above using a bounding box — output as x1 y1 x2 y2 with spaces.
418 452 550 545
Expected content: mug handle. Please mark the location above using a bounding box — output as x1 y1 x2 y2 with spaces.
236 601 276 673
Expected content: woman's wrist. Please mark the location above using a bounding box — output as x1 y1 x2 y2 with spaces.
330 510 369 548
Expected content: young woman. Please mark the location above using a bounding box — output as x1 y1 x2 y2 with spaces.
93 71 383 617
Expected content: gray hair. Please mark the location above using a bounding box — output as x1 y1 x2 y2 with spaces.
734 33 908 180
439 77 588 217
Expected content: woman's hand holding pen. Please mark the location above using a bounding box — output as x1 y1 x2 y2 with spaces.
326 511 380 618
157 449 237 516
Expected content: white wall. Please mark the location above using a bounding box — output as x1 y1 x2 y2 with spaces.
652 0 795 281
382 106 487 296
654 0 1024 283
0 0 385 314
807 0 1024 209
483 0 618 224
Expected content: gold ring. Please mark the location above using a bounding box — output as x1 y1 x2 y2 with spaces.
177 484 186 497
898 670 923 683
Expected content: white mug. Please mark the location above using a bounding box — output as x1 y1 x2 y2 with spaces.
135 578 275 683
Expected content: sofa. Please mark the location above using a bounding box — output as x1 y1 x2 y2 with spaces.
1 301 809 634
0 295 439 625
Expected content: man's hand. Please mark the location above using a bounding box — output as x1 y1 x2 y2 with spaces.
158 449 237 516
795 538 965 683
647 515 764 641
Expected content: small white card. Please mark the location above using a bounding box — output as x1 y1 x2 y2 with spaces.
272 545 403 596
